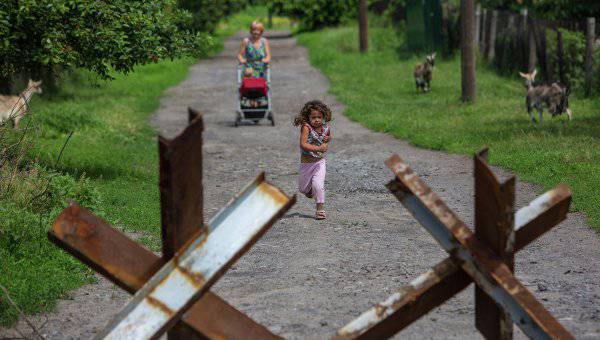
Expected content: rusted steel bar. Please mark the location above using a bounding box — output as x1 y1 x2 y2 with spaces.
188 107 201 123
95 174 294 339
163 108 204 340
336 180 571 340
474 149 515 340
384 154 573 339
49 203 282 340
335 257 469 340
514 184 571 250
159 116 204 260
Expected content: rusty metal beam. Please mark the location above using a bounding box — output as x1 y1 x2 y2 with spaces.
335 257 469 340
49 203 282 340
384 154 572 339
514 184 571 250
474 149 515 340
95 174 294 339
159 116 204 260
335 180 571 339
162 108 204 340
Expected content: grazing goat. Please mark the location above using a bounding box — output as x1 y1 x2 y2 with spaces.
413 53 436 92
519 70 572 123
0 79 43 128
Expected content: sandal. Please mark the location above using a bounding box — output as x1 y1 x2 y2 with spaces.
315 210 326 220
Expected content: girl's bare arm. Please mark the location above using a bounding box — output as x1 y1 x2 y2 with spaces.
237 39 247 63
300 125 327 152
262 39 271 63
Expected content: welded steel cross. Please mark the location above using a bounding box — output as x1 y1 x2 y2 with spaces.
336 149 574 340
48 108 294 339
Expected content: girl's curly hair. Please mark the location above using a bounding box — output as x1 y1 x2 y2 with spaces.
293 100 332 126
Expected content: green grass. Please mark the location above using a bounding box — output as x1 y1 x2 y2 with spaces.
298 24 600 231
0 7 272 327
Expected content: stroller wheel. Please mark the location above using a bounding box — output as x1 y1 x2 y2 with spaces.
268 112 275 126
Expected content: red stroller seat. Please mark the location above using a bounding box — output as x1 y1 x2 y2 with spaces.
240 77 268 99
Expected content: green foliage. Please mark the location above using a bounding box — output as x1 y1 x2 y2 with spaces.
0 0 210 81
0 7 263 326
547 28 586 90
480 0 600 19
0 165 100 325
268 0 358 31
298 23 600 232
178 0 248 33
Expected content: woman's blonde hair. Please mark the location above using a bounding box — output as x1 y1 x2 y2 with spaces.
293 100 332 126
250 21 264 33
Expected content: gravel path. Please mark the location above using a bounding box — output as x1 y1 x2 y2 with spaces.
3 31 599 340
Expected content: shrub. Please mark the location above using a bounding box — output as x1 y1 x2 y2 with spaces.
546 28 585 90
178 0 248 33
268 0 358 31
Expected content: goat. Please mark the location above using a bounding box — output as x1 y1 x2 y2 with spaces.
413 53 436 92
519 70 572 123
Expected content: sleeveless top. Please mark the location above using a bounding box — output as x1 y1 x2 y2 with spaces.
301 123 330 159
244 38 267 77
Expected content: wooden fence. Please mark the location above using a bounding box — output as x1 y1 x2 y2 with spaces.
475 5 597 95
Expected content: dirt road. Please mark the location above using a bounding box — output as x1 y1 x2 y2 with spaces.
3 31 599 339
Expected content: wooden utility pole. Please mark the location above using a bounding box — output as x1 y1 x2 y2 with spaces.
460 0 476 102
585 17 595 97
359 0 368 53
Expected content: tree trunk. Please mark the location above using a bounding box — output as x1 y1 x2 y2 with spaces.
358 0 368 53
528 17 537 71
267 8 273 28
475 3 481 49
486 10 498 61
556 26 567 85
461 0 476 102
585 17 595 97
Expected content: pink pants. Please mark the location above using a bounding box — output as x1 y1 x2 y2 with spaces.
298 159 326 204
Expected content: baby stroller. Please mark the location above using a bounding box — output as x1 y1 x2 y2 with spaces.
236 63 274 126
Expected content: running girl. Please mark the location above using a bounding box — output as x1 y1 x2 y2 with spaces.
293 100 332 220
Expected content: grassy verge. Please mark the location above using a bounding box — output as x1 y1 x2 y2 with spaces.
0 7 273 327
297 23 600 231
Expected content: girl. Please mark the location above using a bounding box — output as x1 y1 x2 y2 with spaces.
293 100 332 220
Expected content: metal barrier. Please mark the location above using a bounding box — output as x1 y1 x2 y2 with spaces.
47 110 574 339
48 108 295 340
336 149 573 340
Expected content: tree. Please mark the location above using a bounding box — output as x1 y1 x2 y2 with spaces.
359 0 368 53
0 0 209 93
585 18 595 97
460 0 476 102
267 0 358 31
178 0 247 33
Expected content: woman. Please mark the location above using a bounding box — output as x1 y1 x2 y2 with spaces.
237 21 271 78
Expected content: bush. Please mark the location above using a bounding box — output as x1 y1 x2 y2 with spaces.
0 165 100 325
178 0 248 33
268 0 358 31
547 28 585 90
